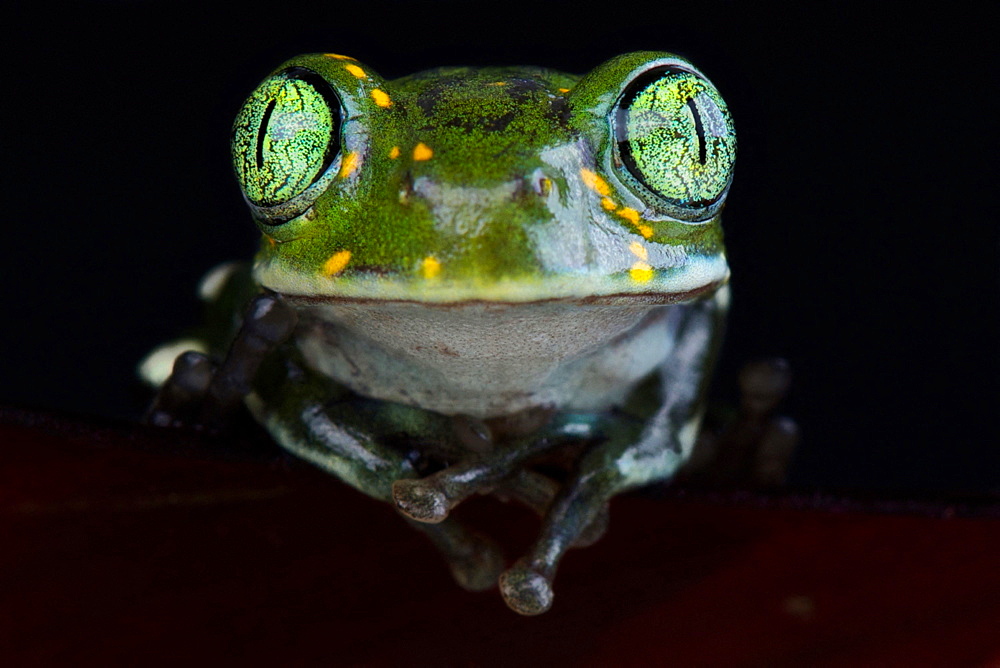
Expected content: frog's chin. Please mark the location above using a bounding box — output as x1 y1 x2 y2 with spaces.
254 255 729 305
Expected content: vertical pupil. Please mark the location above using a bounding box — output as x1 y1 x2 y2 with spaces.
685 98 707 165
233 66 343 213
614 64 735 212
256 98 277 171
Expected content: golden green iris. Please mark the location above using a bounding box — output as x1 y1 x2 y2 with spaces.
618 67 736 209
232 68 340 207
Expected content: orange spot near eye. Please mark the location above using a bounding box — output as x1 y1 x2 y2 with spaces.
488 81 507 86
421 256 441 279
558 87 571 93
600 197 617 211
370 89 392 107
338 151 360 178
629 262 654 282
325 53 356 61
580 169 611 197
322 250 352 277
618 207 640 224
413 142 434 161
389 146 401 159
345 64 367 79
266 236 277 247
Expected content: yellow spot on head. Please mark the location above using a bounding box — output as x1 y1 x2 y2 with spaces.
324 53 356 61
420 256 441 279
488 81 507 87
345 64 367 79
558 87 571 93
630 262 654 282
413 142 434 161
629 241 648 261
600 197 617 211
389 146 401 159
580 168 611 197
637 224 654 239
371 89 392 107
338 151 360 178
618 207 640 224
322 250 352 277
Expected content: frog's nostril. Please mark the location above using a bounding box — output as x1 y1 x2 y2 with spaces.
530 170 553 197
398 171 415 205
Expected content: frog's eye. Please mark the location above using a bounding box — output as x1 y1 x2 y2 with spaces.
613 65 736 220
232 67 342 222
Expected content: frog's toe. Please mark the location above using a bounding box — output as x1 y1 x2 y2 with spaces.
450 533 505 592
392 479 449 523
499 560 553 615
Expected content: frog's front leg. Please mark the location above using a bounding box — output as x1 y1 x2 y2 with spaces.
146 292 298 430
251 354 507 591
391 426 577 523
500 294 723 615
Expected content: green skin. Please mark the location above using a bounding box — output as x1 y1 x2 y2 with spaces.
149 51 736 615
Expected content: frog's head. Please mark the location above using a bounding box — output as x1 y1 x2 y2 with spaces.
232 52 736 303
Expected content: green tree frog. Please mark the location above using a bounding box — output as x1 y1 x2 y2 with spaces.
142 51 737 615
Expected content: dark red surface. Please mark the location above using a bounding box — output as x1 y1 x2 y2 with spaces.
2 408 999 666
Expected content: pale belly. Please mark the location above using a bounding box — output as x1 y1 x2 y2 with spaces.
293 298 685 419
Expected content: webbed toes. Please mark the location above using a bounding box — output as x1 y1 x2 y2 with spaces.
499 560 553 615
392 479 450 523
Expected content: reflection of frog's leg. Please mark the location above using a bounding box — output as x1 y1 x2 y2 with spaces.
251 352 507 589
500 293 725 615
404 518 505 592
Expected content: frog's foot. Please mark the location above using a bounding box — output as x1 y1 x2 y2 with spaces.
449 533 505 592
739 358 793 416
392 431 569 523
407 518 504 592
145 351 215 428
496 471 609 548
393 478 451 523
144 293 298 432
500 447 624 614
499 559 554 615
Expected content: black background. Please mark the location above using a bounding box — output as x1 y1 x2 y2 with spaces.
3 1 997 493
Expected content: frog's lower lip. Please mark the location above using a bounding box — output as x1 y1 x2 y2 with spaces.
276 280 725 308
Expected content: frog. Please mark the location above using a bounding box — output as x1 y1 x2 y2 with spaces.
141 50 737 615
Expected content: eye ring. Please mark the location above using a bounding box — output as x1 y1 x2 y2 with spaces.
232 67 343 224
612 63 736 221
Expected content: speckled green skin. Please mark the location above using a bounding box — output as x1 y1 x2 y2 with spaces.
243 52 731 301
152 52 738 615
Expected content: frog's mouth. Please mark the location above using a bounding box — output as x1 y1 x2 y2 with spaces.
278 278 726 308
254 252 730 306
